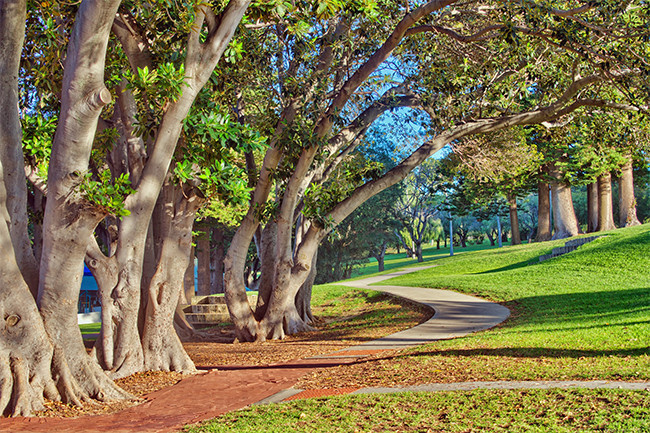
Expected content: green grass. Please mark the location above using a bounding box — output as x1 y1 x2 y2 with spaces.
187 389 650 432
347 240 504 280
383 225 650 359
79 323 101 335
186 225 650 432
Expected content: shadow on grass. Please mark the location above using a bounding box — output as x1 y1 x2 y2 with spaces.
408 346 650 359
476 258 540 275
503 287 650 326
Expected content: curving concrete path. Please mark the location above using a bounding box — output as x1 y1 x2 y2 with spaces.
331 266 511 353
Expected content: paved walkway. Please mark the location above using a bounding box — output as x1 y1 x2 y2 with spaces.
4 267 645 432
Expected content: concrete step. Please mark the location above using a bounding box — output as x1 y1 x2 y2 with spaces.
189 304 229 314
539 236 602 262
191 294 258 305
565 235 600 248
185 312 231 327
183 294 258 327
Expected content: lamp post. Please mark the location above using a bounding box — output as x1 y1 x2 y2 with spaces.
449 213 454 257
497 215 503 248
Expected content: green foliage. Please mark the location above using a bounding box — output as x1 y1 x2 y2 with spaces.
303 155 383 223
127 64 187 139
22 114 56 178
79 171 135 217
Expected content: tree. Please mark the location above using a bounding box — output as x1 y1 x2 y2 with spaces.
222 0 649 342
395 159 442 262
1 0 251 416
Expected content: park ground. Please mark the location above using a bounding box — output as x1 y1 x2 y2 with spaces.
50 224 650 431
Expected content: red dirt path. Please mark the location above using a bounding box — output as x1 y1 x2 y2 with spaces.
0 358 364 433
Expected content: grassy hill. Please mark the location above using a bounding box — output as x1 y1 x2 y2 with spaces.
187 224 650 433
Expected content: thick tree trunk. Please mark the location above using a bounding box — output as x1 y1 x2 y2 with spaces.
0 217 61 416
295 249 318 324
196 226 211 296
0 21 49 406
536 180 552 242
415 241 423 262
141 184 201 373
508 194 522 245
184 244 196 301
210 226 225 294
38 0 134 401
255 221 278 320
374 241 387 272
618 157 641 227
596 172 616 232
586 181 599 233
0 0 39 296
549 165 580 240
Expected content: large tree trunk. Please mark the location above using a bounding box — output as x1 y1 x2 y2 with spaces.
618 157 641 227
536 180 552 242
37 0 133 403
596 172 616 232
0 210 61 416
549 165 580 240
141 183 201 373
196 225 211 296
295 249 318 325
507 193 522 245
0 16 65 410
373 241 388 272
0 0 39 297
586 181 599 233
210 225 225 294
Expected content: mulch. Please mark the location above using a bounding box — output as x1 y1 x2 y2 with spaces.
0 307 428 433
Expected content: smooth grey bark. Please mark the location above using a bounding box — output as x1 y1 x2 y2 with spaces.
618 157 640 227
89 0 251 377
210 226 225 294
196 226 211 296
295 249 318 325
254 221 277 321
141 183 201 373
596 172 616 232
586 181 599 233
0 194 60 416
0 5 62 412
536 180 552 242
549 165 580 240
37 0 132 403
0 0 39 297
507 194 521 245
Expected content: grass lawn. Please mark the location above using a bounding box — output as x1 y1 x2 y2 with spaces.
348 240 502 279
372 224 650 383
187 389 650 432
187 224 650 432
79 323 101 335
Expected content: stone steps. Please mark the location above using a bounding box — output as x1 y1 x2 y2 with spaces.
182 293 258 328
539 236 601 262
